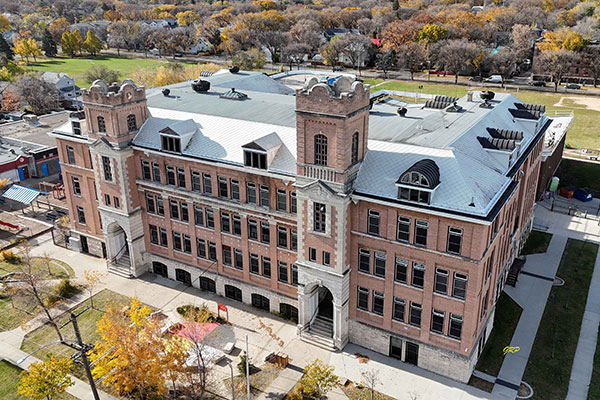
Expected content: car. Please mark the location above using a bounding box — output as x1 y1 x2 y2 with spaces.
332 66 343 72
469 76 483 82
485 75 503 84
529 81 546 87
566 83 581 89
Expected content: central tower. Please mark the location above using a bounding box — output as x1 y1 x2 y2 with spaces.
295 76 370 349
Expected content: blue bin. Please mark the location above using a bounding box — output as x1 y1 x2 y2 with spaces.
574 188 593 202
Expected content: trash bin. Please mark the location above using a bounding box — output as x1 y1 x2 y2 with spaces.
574 187 593 202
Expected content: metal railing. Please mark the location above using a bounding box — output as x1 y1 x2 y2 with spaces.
109 242 128 264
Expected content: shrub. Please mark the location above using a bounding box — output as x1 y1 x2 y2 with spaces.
237 352 256 376
0 250 21 264
84 65 120 84
54 278 79 299
176 304 214 322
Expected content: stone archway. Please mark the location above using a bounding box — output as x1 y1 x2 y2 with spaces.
105 222 131 275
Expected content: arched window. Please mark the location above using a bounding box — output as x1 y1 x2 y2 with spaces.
314 134 327 166
97 116 106 133
351 132 359 164
127 114 137 132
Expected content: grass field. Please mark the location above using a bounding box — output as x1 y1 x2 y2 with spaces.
555 158 600 196
523 239 599 399
365 79 600 150
21 289 135 380
0 257 74 280
521 231 553 255
0 360 78 400
469 293 523 391
26 56 173 87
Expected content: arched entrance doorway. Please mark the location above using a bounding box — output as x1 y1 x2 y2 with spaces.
106 222 130 274
308 286 333 339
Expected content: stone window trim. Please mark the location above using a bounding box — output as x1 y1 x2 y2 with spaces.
307 200 332 237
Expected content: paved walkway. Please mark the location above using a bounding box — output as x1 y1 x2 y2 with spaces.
566 245 600 399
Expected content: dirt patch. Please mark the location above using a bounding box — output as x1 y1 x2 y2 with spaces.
354 353 369 363
554 96 600 111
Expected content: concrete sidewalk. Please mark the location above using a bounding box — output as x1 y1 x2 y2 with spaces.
492 234 568 399
566 244 600 399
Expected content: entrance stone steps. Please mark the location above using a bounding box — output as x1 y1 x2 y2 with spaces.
301 330 336 350
311 316 333 337
108 253 133 278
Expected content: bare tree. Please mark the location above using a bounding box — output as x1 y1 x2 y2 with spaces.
582 46 600 87
376 49 396 79
283 42 311 70
396 42 427 80
289 20 322 54
15 76 59 114
430 38 479 84
337 34 373 75
361 369 379 400
491 48 518 87
13 245 63 341
539 49 579 92
255 30 288 63
511 24 536 62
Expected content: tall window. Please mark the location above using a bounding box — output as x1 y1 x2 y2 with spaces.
412 262 425 288
127 114 137 132
192 171 201 191
409 302 422 327
231 179 240 201
141 161 151 180
291 264 298 286
313 202 326 233
66 146 75 164
218 177 228 198
197 239 207 258
323 251 331 266
290 192 297 213
447 227 463 254
357 287 369 311
449 314 463 340
71 177 81 195
277 226 288 248
250 253 259 275
291 229 297 251
435 268 449 295
247 183 257 204
260 222 270 243
276 189 287 211
234 249 243 270
452 273 468 300
206 209 214 229
431 309 445 334
278 261 288 283
259 185 270 208
77 206 85 224
397 217 410 242
393 297 405 322
314 134 328 166
372 290 384 315
358 249 370 273
102 156 112 181
203 173 212 194
248 219 258 240
415 220 428 247
374 252 386 278
262 256 271 277
177 168 186 188
152 163 161 183
351 132 359 164
97 116 106 133
367 210 380 236
222 245 232 266
166 166 175 185
395 258 408 283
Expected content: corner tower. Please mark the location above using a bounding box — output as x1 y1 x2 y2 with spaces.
295 77 370 349
82 80 148 277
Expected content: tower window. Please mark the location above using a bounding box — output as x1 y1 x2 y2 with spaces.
351 132 359 164
71 121 81 135
97 116 106 133
313 202 326 233
102 156 112 181
314 134 328 166
127 114 137 132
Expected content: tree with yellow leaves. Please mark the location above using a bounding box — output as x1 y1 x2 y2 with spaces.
0 14 11 32
18 355 74 400
83 269 107 309
14 38 42 63
82 30 103 56
538 28 588 52
176 10 200 26
90 298 180 399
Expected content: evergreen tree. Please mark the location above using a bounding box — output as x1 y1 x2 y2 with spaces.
0 34 13 60
42 28 57 57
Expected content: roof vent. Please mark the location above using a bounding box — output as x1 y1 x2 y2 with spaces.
191 79 210 92
220 88 248 101
397 107 407 117
445 102 463 113
229 65 240 73
162 88 170 96
469 198 475 207
480 91 495 101
108 82 120 93
479 100 494 109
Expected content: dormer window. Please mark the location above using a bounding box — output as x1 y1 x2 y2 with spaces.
396 159 440 205
161 135 181 152
244 150 267 169
97 116 106 133
72 121 81 135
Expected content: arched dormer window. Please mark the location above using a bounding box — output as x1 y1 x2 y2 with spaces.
351 132 359 164
127 114 137 132
396 159 440 205
97 116 106 133
314 134 327 166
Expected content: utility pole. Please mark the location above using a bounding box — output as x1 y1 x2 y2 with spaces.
62 311 101 400
228 362 235 400
245 335 250 400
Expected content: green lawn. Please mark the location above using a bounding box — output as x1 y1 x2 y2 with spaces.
588 329 600 399
366 79 600 150
472 293 523 380
0 295 32 331
27 56 173 87
0 257 74 280
521 231 553 255
555 158 600 196
0 360 78 400
21 289 134 380
523 239 599 399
